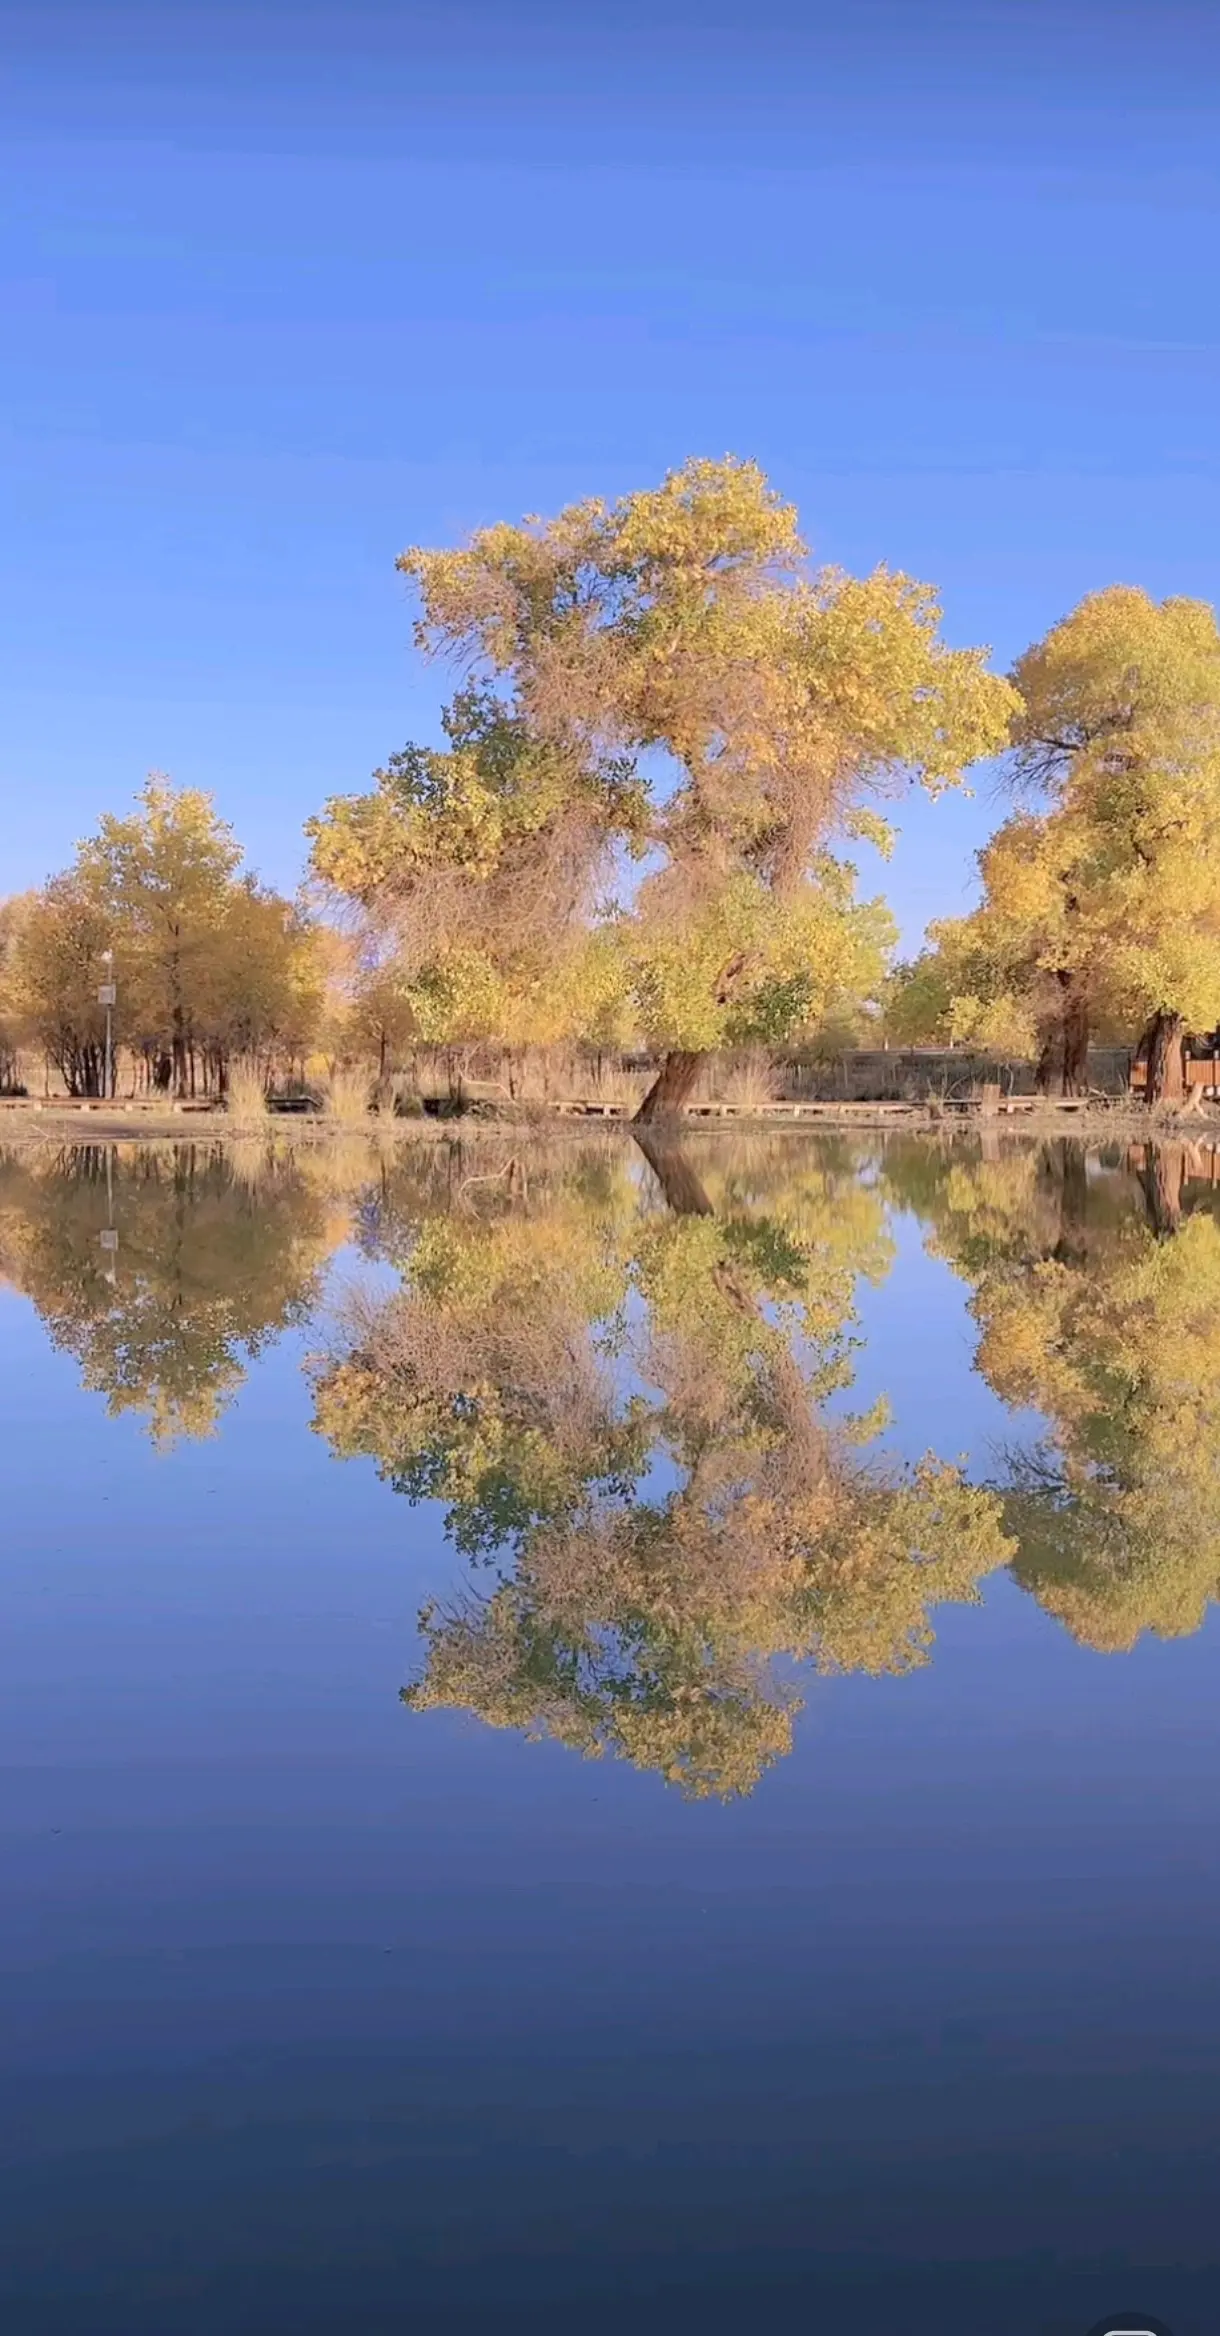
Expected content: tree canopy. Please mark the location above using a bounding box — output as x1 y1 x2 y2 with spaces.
6 780 321 1098
893 589 1220 1099
309 458 1016 1113
14 489 1220 1115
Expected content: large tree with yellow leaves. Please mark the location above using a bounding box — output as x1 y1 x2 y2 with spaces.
893 588 1220 1100
309 458 1015 1114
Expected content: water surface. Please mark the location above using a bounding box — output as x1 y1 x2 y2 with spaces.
2 1131 1218 2334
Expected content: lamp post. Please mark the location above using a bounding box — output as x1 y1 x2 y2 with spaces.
99 1142 118 1284
98 949 116 1100
96 956 118 1276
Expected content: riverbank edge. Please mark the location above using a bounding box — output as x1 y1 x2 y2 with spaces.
3 1100 1218 1148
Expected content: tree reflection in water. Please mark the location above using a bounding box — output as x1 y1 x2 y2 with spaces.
0 1141 348 1445
885 1132 1220 1652
313 1135 1012 1797
10 1127 1217 1789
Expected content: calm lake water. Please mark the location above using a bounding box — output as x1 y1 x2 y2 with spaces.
2 1130 1218 2335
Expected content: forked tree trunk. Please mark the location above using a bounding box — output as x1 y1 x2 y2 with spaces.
633 1049 705 1124
1142 1010 1187 1107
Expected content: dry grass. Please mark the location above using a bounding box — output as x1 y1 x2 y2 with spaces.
226 1133 275 1192
706 1049 785 1108
322 1066 373 1125
298 1131 386 1200
586 1056 649 1112
226 1056 269 1126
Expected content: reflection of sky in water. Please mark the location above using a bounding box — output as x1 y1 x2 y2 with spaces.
1 1141 1218 2336
833 1201 1048 1473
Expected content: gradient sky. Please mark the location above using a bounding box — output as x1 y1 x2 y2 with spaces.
4 0 1219 951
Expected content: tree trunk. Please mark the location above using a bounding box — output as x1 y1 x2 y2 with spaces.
1034 1027 1060 1096
1037 974 1089 1097
1052 1139 1089 1264
1142 1010 1187 1107
1062 983 1090 1096
169 928 189 1099
171 1003 188 1101
632 1133 714 1216
633 1049 705 1124
1139 1141 1185 1237
69 1041 104 1098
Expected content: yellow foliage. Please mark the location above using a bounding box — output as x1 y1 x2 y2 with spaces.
320 458 1017 1069
313 1140 1011 1797
0 1147 342 1446
10 779 321 1094
912 588 1220 1076
886 1137 1220 1651
1012 586 1220 784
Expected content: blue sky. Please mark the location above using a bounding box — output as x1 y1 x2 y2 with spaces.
3 0 1219 951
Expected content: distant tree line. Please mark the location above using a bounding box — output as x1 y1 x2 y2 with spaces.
5 459 1220 1110
0 782 323 1099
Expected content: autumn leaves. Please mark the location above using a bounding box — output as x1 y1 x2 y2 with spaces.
308 458 1016 1117
9 460 1220 1112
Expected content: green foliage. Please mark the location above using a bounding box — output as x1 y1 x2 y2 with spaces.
307 684 648 1053
626 864 897 1054
308 686 647 906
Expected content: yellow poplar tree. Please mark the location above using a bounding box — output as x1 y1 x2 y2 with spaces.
1009 588 1220 1100
892 589 1220 1099
13 779 318 1098
7 874 115 1096
398 458 1017 1118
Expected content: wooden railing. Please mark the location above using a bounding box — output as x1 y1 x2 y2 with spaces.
1130 1057 1220 1094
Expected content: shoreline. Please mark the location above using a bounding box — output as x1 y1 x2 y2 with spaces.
3 1098 1218 1148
